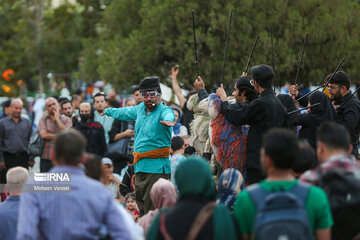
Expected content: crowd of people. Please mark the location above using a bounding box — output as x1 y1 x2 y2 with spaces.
0 64 359 240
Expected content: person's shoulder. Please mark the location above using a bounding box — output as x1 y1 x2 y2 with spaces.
236 188 252 202
112 173 122 180
307 184 327 197
21 116 32 124
82 175 110 191
88 121 104 129
0 116 6 125
159 103 173 112
299 169 318 185
247 97 265 109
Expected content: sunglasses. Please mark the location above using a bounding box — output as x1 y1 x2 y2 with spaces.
327 85 339 91
140 91 161 98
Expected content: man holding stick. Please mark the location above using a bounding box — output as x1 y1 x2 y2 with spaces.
216 65 286 184
327 71 360 158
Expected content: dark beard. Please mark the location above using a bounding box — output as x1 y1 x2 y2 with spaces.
333 91 343 103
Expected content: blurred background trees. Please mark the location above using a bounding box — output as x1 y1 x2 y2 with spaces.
1 0 360 95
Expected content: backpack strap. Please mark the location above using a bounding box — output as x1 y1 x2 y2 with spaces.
159 212 173 240
288 181 310 204
185 201 217 240
248 182 310 210
159 202 216 240
248 184 271 210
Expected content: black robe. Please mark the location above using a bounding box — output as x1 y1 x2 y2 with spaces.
334 91 360 158
277 94 297 132
221 89 286 184
296 91 338 149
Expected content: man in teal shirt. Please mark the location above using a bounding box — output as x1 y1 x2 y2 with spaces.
104 76 175 215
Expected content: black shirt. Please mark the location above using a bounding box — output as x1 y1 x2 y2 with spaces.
221 89 287 170
335 92 360 158
75 121 107 156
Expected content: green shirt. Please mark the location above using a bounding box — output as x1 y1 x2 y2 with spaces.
105 102 174 174
233 180 333 236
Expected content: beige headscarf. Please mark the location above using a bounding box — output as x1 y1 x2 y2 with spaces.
138 178 177 235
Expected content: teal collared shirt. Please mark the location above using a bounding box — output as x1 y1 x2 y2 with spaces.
104 103 175 174
94 111 114 144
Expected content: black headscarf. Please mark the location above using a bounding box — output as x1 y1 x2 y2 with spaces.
277 94 297 131
309 91 338 124
277 94 296 112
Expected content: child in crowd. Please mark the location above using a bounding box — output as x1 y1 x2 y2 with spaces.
170 136 186 187
125 193 139 222
101 158 122 199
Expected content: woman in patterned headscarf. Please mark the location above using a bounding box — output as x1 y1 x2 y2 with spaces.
216 168 243 210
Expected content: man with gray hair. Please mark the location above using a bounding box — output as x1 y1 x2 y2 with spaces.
0 167 29 240
38 97 71 172
0 99 32 184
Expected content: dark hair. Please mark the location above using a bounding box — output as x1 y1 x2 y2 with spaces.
292 141 315 174
251 64 274 89
172 107 181 117
74 88 83 95
133 87 140 94
93 92 106 101
84 154 102 181
235 76 258 102
171 136 185 152
54 129 87 166
72 94 80 102
262 128 299 169
125 192 136 201
184 146 196 155
60 100 72 109
104 151 129 174
1 99 11 108
326 71 350 90
317 122 350 151
58 97 69 104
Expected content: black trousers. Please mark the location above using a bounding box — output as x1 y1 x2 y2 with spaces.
40 158 53 173
0 152 29 183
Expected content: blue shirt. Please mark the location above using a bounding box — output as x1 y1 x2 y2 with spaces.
94 111 114 144
105 102 175 174
17 166 131 240
0 195 20 240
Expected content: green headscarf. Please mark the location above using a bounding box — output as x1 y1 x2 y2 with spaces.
175 155 217 200
147 156 238 240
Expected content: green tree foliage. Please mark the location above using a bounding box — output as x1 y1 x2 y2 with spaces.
0 0 84 93
89 0 360 91
2 0 360 94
